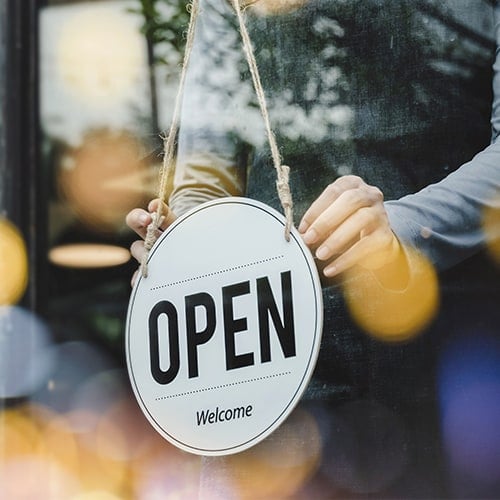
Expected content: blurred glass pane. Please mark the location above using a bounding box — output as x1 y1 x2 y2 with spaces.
40 0 149 144
39 0 165 349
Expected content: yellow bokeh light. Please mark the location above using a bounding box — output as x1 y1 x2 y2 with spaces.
49 244 130 269
343 247 439 342
76 436 129 495
95 415 129 463
0 408 41 459
0 218 28 305
56 8 144 104
99 398 160 463
37 412 81 479
249 0 309 16
482 200 500 264
220 408 321 498
71 492 123 500
0 405 80 498
62 409 129 496
58 130 147 231
131 436 201 499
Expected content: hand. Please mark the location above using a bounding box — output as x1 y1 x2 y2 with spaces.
298 175 401 278
126 198 177 286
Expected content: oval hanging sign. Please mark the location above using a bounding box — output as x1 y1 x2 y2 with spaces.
126 197 323 456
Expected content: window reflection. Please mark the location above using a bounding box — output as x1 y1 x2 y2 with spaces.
1 0 493 498
40 1 164 348
41 0 150 142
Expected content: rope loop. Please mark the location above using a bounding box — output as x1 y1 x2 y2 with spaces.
141 0 295 277
231 0 295 235
276 165 293 240
140 213 165 277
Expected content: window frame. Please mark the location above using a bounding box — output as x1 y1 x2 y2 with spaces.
1 0 46 312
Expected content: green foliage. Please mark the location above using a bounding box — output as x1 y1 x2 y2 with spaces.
129 0 190 63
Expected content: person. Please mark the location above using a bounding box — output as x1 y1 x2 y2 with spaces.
126 0 500 497
129 0 500 278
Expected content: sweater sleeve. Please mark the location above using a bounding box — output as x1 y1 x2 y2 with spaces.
169 0 255 217
385 142 500 271
384 5 500 271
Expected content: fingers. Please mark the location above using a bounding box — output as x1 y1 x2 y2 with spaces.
126 208 151 239
300 177 383 246
130 240 145 262
126 199 177 288
126 199 177 239
129 240 145 288
315 205 386 261
147 199 177 228
323 228 398 277
149 199 177 231
299 176 367 235
300 175 397 277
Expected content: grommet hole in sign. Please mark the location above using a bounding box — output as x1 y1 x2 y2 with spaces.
126 0 323 456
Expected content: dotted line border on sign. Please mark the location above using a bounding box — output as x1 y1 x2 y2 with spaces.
150 254 285 291
155 371 292 401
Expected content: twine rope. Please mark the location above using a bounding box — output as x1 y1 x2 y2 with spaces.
141 0 200 277
141 0 294 277
231 0 294 240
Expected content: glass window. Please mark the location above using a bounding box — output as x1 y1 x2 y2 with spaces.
1 1 500 498
39 0 183 349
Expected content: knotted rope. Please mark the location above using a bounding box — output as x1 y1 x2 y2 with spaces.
231 0 294 239
140 0 200 277
141 0 294 277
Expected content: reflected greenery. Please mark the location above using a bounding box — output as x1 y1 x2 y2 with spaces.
130 0 190 70
169 0 493 215
39 0 495 357
246 1 494 200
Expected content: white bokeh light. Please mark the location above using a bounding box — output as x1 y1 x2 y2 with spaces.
40 1 150 144
56 7 144 104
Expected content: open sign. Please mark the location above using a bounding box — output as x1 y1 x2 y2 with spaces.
126 198 323 456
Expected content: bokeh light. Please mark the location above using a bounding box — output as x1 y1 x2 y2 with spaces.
67 373 131 494
32 341 115 413
0 306 55 399
70 369 128 418
133 453 201 499
0 406 42 458
0 401 131 498
71 493 123 500
74 425 129 496
342 247 439 342
0 456 80 499
0 405 80 498
249 0 309 16
0 218 28 305
482 199 500 265
0 339 206 498
199 407 321 499
56 7 144 105
35 406 81 483
438 335 500 496
58 130 147 231
49 243 130 269
132 432 202 499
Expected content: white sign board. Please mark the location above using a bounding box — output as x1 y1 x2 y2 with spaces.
126 197 323 455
